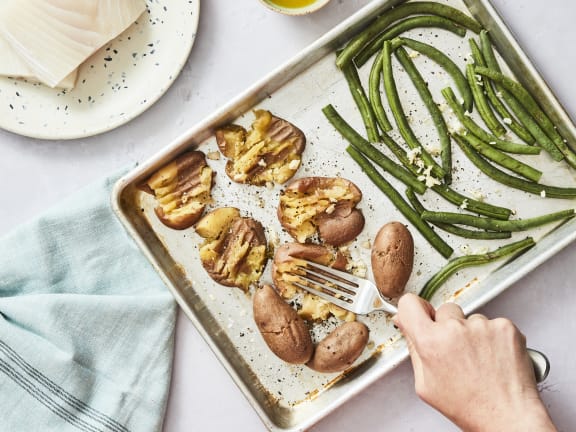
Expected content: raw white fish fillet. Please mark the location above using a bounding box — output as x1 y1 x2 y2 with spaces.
0 35 78 89
0 0 145 88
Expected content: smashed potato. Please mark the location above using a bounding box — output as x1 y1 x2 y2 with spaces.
272 243 355 322
144 151 214 230
215 110 305 185
277 177 365 246
196 207 267 291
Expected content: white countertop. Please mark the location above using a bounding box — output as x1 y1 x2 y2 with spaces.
1 1 575 431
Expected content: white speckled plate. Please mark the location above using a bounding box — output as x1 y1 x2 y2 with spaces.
0 0 200 140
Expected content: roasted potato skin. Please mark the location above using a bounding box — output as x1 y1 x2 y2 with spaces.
371 222 414 298
144 151 214 230
277 177 365 246
253 284 314 364
307 321 369 373
215 110 305 186
316 204 366 246
197 207 267 291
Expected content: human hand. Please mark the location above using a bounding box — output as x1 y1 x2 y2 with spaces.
394 293 556 432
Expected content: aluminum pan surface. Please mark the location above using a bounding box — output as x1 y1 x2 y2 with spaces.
112 0 576 430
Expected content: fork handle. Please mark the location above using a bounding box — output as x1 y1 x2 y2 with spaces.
376 302 398 315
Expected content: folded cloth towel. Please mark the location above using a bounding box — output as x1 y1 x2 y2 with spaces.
0 173 177 432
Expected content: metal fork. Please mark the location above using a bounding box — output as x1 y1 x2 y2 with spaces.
289 259 398 315
289 259 550 383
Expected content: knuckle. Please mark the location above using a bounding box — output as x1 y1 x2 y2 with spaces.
492 317 522 339
492 317 515 331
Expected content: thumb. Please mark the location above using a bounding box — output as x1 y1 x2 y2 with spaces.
394 293 435 345
394 294 434 386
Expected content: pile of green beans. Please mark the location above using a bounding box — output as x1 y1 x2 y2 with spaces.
321 1 576 300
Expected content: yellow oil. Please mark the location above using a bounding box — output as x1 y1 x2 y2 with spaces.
269 0 317 8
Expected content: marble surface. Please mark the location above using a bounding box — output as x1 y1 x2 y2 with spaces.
1 0 575 431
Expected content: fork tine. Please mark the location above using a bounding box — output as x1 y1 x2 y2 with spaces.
291 270 352 300
299 260 360 287
290 279 353 311
295 264 358 297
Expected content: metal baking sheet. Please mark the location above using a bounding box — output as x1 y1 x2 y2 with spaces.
111 0 576 430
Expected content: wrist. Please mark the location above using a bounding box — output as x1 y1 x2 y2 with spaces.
458 391 556 432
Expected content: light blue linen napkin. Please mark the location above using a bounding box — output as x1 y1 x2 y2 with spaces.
0 173 177 432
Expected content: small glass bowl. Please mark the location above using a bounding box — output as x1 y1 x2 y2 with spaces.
258 0 332 16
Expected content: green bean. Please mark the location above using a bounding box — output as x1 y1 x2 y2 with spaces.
453 134 576 198
378 128 418 173
336 1 482 69
355 15 467 68
467 65 562 160
342 60 381 143
368 50 393 133
406 188 512 240
347 146 454 258
469 38 518 122
322 104 426 194
466 63 507 137
394 37 473 113
495 86 563 161
476 36 553 152
382 40 446 179
432 184 511 220
471 34 534 144
474 66 576 167
421 208 574 232
479 30 535 145
419 237 535 300
394 45 453 184
441 87 540 155
473 66 561 140
457 133 542 182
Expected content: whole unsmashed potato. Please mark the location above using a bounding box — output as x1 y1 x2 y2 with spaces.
371 222 414 298
144 151 214 230
253 284 314 364
272 242 354 322
277 177 365 246
307 321 370 373
215 110 306 186
196 207 268 291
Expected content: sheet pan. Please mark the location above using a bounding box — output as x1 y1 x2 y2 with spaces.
112 0 576 430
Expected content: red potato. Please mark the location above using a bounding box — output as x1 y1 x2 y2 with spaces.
277 177 365 246
371 222 414 298
307 321 370 373
144 151 215 230
253 284 314 364
196 207 268 291
215 110 306 186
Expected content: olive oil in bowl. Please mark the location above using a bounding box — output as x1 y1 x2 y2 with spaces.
269 0 317 8
259 0 331 15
